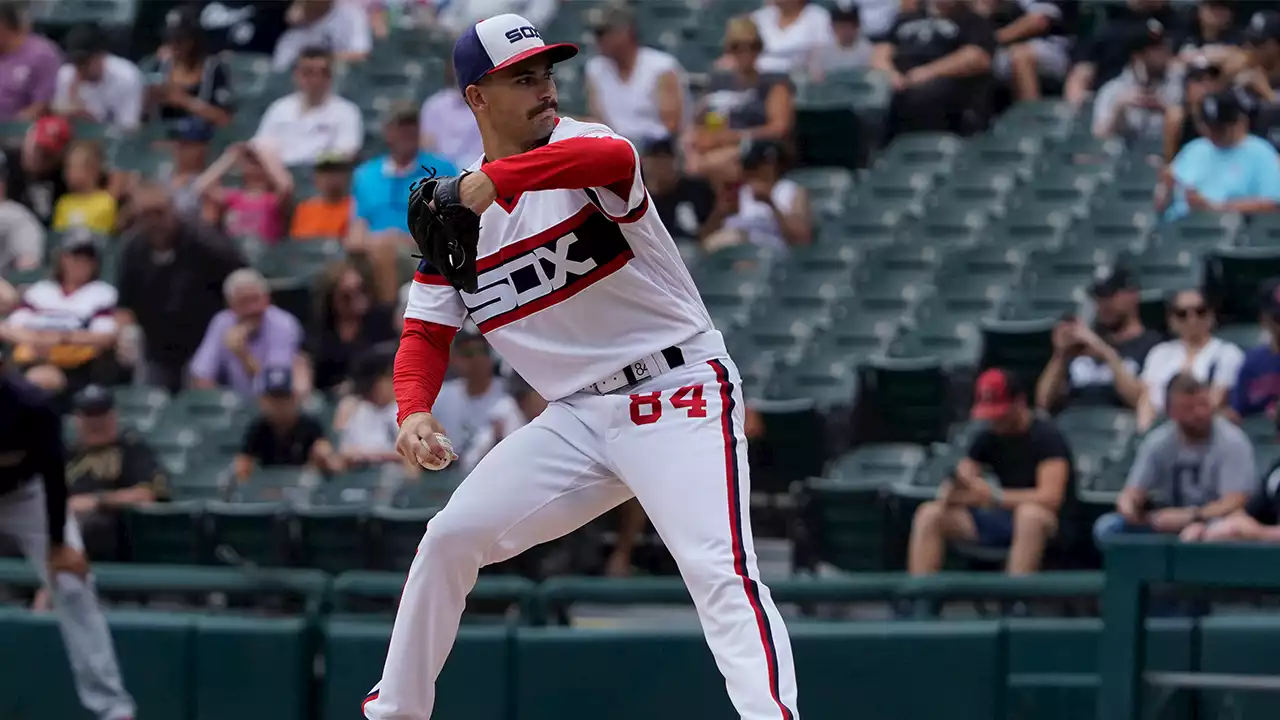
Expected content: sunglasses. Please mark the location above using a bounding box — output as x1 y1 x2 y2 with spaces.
1173 305 1209 319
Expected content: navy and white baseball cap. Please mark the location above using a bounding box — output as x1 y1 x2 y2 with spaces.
452 14 579 95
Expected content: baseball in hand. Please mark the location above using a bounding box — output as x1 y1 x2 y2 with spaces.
419 433 457 470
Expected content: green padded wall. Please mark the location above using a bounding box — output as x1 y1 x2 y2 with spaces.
1198 614 1280 720
0 607 194 720
322 619 511 720
1004 617 1194 720
192 616 312 720
514 621 1003 720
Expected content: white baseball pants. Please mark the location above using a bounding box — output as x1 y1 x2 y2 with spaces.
363 352 800 720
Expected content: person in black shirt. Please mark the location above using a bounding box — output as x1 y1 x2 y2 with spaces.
908 368 1074 575
1173 0 1245 59
116 183 245 392
1037 264 1162 412
308 260 396 392
872 0 998 137
1181 454 1280 542
65 385 168 560
641 136 723 244
2 116 72 226
148 6 234 132
234 366 343 480
0 368 135 720
1065 0 1182 106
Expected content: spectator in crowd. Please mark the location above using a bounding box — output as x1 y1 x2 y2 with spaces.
908 368 1072 576
148 7 233 130
1137 288 1245 432
711 139 812 252
982 0 1077 102
189 268 307 397
1093 20 1181 141
852 0 902 39
52 25 144 132
1065 0 1180 106
64 385 167 560
272 0 373 71
1244 10 1280 95
1182 455 1280 542
234 366 343 481
1094 372 1254 542
52 140 116 235
684 16 794 182
436 0 558 37
642 135 723 243
289 154 352 240
350 101 454 305
1228 277 1280 421
0 156 45 272
1037 265 1161 413
585 6 686 145
872 0 997 138
194 140 294 244
0 2 61 121
419 62 483 169
3 115 72 226
154 118 214 218
752 0 835 74
307 260 395 392
0 230 116 398
430 331 515 471
116 184 245 392
334 343 404 471
1163 57 1228 162
254 46 363 168
1158 88 1280 221
1174 0 1246 64
809 3 873 79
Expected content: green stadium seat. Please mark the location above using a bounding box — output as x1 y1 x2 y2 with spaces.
773 272 855 309
124 502 207 564
113 386 170 432
944 244 1028 283
794 90 863 169
990 209 1074 250
828 443 928 485
895 325 982 366
1161 211 1244 249
877 133 966 176
1242 214 1280 247
1205 246 1280 323
913 206 990 247
823 309 903 355
1217 322 1264 352
1055 407 1136 460
204 500 292 567
167 389 246 431
1069 219 1153 254
956 133 1045 175
696 272 768 310
699 243 779 277
925 276 1013 324
858 356 951 445
782 350 860 407
1021 167 1104 209
979 317 1057 383
3 265 45 287
1028 246 1117 284
1130 244 1200 292
994 100 1077 140
1042 134 1125 170
294 503 371 573
780 241 862 273
1013 275 1086 319
789 167 855 204
930 178 1017 218
749 305 825 357
801 475 895 572
167 464 228 501
368 506 435 571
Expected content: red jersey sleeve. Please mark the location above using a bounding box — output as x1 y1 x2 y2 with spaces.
394 319 457 425
481 134 648 222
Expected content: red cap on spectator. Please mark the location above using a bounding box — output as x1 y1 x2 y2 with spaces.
31 116 71 154
971 368 1020 420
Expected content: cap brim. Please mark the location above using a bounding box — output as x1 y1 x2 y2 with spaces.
486 43 579 79
971 402 1011 421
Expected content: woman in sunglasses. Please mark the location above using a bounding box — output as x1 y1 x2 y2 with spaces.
1136 288 1245 432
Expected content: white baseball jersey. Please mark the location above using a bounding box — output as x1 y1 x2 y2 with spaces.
403 116 715 401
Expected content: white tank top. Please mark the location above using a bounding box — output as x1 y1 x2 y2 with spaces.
584 47 685 143
725 178 801 253
751 4 836 74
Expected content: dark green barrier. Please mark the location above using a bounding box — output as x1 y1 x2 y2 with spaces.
513 621 1003 720
322 619 511 720
192 615 312 720
0 607 195 720
1004 617 1193 720
1198 614 1280 720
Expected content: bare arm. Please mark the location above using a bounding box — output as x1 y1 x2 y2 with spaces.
774 186 812 247
996 13 1051 46
1000 458 1069 512
871 42 897 75
1064 62 1095 106
1197 491 1249 520
908 46 992 82
1035 352 1070 410
233 453 254 482
655 70 684 136
740 83 794 143
193 146 241 198
1163 105 1184 164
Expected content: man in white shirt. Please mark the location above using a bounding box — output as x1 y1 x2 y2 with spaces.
810 3 873 77
272 0 372 71
428 331 515 472
419 62 484 169
52 25 144 131
584 6 686 144
254 46 363 167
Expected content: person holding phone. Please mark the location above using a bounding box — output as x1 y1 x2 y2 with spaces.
1093 19 1183 140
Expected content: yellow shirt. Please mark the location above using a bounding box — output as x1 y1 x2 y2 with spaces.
53 191 117 234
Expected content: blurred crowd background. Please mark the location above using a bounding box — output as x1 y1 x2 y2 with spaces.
4 0 1280 592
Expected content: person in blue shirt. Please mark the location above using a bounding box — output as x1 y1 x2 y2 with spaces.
1158 88 1280 222
1229 277 1280 422
349 101 458 306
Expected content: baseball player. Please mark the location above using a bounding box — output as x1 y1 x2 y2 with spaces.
362 13 800 720
0 365 135 720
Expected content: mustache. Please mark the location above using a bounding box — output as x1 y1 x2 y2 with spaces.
528 100 557 119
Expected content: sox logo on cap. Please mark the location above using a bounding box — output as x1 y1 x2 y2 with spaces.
452 13 579 94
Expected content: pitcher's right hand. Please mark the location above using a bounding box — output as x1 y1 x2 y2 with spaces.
397 412 457 471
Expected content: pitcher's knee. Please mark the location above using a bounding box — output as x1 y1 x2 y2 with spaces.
51 573 92 603
415 514 492 565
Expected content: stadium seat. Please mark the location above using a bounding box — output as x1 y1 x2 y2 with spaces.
990 208 1075 250
928 273 1015 322
114 386 169 433
1217 322 1264 351
930 168 1018 218
1041 134 1125 170
955 133 1045 176
794 92 865 170
1054 407 1136 460
1012 275 1086 319
993 100 1077 141
1069 219 1153 254
894 325 982 367
944 244 1028 284
124 502 207 564
1131 244 1200 292
166 389 246 432
913 206 991 248
1028 245 1117 285
827 443 928 486
1205 246 1280 323
1161 212 1244 250
294 503 372 573
799 474 894 571
368 506 435 571
749 305 825 359
857 356 951 445
1242 214 1280 247
979 317 1057 384
877 133 966 177
204 500 292 567
782 350 860 408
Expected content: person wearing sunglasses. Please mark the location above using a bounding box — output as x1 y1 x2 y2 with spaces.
1136 288 1245 432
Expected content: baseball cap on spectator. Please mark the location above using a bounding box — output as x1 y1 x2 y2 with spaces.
1246 11 1280 45
1200 88 1245 128
63 24 106 66
1131 18 1166 53
30 116 71 155
382 100 419 126
831 2 860 25
971 368 1024 420
1089 264 1138 297
73 384 115 417
452 13 579 95
261 367 294 398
